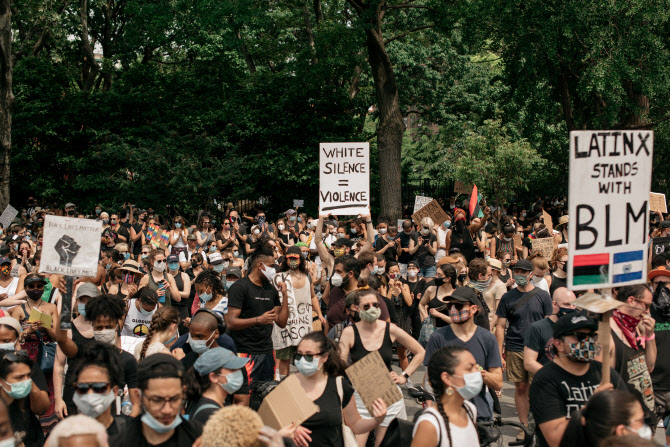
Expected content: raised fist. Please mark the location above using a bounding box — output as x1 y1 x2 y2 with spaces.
54 235 80 267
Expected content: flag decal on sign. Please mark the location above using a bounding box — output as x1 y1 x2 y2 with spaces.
573 253 610 286
612 250 644 284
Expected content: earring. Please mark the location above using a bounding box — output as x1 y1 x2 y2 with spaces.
446 387 454 396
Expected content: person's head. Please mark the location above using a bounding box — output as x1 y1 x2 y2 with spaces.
552 311 598 363
85 295 126 345
148 249 166 273
24 273 46 301
467 258 491 282
248 237 276 281
599 435 658 447
402 220 413 235
534 223 551 239
282 246 306 274
357 250 376 276
295 332 348 377
648 266 670 293
100 212 109 225
350 288 381 323
190 252 204 269
186 347 249 401
528 252 549 278
295 242 310 261
18 240 30 257
552 287 577 316
377 220 388 235
387 262 401 280
616 284 653 319
0 350 33 400
193 269 226 303
551 247 568 272
0 317 21 351
501 224 515 240
446 287 480 324
140 245 151 260
561 390 649 446
332 237 352 258
332 255 360 288
173 216 185 231
511 259 533 287
45 414 108 447
198 214 212 232
137 354 185 430
188 309 224 354
200 406 264 447
427 346 480 404
138 307 179 360
69 341 122 419
420 217 434 236
436 263 458 289
225 267 242 290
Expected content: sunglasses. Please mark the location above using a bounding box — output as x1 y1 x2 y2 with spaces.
286 255 300 260
155 260 165 264
361 302 380 311
294 352 323 362
75 382 110 395
26 283 44 290
565 332 597 342
447 302 467 310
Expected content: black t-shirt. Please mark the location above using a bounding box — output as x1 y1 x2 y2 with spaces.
495 287 552 352
398 231 418 264
650 307 670 391
402 277 426 314
108 415 131 446
301 376 354 447
131 222 144 254
227 276 281 354
189 397 221 426
374 236 398 263
415 232 437 268
530 361 626 447
523 317 556 366
278 232 297 246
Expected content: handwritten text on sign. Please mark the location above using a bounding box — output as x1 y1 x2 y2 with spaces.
567 131 653 290
412 199 448 226
345 350 402 415
319 143 370 215
40 215 102 277
271 273 312 349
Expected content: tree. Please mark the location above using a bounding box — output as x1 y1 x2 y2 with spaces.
0 0 12 209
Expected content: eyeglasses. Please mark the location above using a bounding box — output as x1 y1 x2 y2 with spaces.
633 299 651 311
361 302 380 311
26 283 44 290
294 352 323 362
143 394 183 410
75 382 110 395
565 332 597 342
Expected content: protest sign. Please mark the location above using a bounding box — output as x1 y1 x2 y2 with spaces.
652 237 670 257
345 351 402 414
272 273 312 349
650 193 667 214
413 195 432 214
147 224 169 249
293 199 304 208
454 181 473 195
40 215 102 277
396 219 404 230
542 210 554 234
319 143 370 215
412 199 449 226
0 205 17 229
532 237 554 262
258 374 319 430
568 130 653 290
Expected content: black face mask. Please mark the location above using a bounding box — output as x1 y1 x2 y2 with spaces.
653 285 670 319
557 307 577 318
67 209 75 216
457 274 467 283
434 277 445 287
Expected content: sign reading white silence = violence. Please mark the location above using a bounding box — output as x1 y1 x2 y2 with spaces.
319 142 370 216
39 215 102 277
567 130 653 290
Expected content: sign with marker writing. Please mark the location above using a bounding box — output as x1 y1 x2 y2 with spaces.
567 130 653 290
271 273 312 350
40 215 102 277
293 199 304 208
413 195 433 214
454 181 473 195
650 193 667 214
346 351 402 415
531 237 555 263
412 199 448 226
319 143 370 215
652 237 670 257
0 205 17 229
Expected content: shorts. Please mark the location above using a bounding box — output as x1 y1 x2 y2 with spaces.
237 352 275 394
354 388 406 427
655 391 670 423
420 265 437 278
275 346 296 361
506 350 532 383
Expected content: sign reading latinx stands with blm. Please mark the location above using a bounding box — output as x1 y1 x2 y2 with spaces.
568 131 653 290
319 142 370 216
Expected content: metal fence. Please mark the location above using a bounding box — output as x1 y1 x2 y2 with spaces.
401 177 455 215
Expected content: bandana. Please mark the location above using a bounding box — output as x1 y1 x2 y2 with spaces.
469 279 491 293
612 310 640 350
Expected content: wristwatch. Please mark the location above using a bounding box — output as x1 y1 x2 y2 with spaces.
401 372 410 381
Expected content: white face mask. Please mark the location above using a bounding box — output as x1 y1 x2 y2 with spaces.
331 273 343 288
153 261 166 273
379 228 387 234
93 328 116 345
278 224 285 231
261 264 276 282
253 229 261 235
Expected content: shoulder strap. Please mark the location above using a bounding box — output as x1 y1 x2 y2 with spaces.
427 410 442 445
192 403 220 419
334 324 344 343
510 289 540 315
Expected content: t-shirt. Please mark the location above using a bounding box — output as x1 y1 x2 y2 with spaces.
189 397 221 426
131 222 143 255
530 361 626 447
9 363 48 447
398 231 418 264
301 376 354 447
412 403 478 447
424 326 501 421
523 317 556 366
415 232 437 268
650 307 670 392
495 287 552 352
227 276 281 354
374 236 398 263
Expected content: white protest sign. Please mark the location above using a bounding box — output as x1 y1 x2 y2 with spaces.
568 131 653 290
319 143 370 215
0 205 17 229
413 196 432 214
40 215 102 277
272 273 312 349
293 199 304 208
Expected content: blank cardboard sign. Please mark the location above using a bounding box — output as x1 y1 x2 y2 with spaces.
345 351 402 415
257 374 319 430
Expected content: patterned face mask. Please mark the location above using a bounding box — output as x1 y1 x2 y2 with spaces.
567 336 597 362
0 265 10 276
449 305 472 324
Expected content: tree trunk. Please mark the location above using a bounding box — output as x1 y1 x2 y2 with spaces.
0 0 12 209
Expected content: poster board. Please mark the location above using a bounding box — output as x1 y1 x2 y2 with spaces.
650 193 667 214
0 205 17 229
40 215 102 276
293 199 304 208
411 199 449 226
542 210 554 234
568 130 653 290
531 237 554 262
652 237 670 257
257 374 319 430
413 196 433 214
271 273 312 349
345 351 402 414
396 219 404 230
319 143 370 215
147 224 169 250
454 181 473 195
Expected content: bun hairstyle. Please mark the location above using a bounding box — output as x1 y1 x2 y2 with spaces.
138 307 179 361
299 332 348 376
528 251 549 272
201 406 264 447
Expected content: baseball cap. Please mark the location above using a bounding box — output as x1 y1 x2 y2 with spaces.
437 256 459 266
209 252 223 265
186 234 197 241
0 256 10 266
448 287 479 304
285 209 296 216
166 254 179 263
408 260 420 269
137 354 184 384
64 203 75 209
660 221 670 229
286 246 301 257
226 267 242 278
76 282 101 300
24 274 46 287
194 347 249 375
513 259 533 271
553 311 598 338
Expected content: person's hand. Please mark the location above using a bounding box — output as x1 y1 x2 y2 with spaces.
293 426 312 447
0 293 8 301
390 371 407 385
277 281 287 296
191 436 203 447
258 426 288 447
429 308 441 318
172 348 185 361
639 314 655 338
417 236 424 245
319 315 326 326
371 398 388 422
183 317 191 327
55 398 68 420
594 382 614 394
386 240 395 248
126 283 138 297
258 309 278 325
277 421 298 440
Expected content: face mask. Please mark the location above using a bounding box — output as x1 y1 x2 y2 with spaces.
141 254 149 259
220 369 244 394
359 306 381 322
26 289 43 301
389 273 400 280
77 303 87 318
626 424 653 440
379 228 387 235
420 228 430 236
301 252 309 260
253 229 261 235
153 261 166 273
213 264 225 274
557 307 577 317
175 223 182 228
295 356 321 377
233 251 239 257
168 262 179 271
225 280 235 290
139 304 155 316
199 289 213 302
333 248 345 257
73 390 116 418
0 266 9 276
0 437 14 447
408 269 418 278
376 267 386 275
288 259 299 270
531 275 543 286
209 246 216 253
653 285 670 319
444 221 451 228
67 209 75 216
95 209 101 215
93 328 117 345
449 305 473 324
0 343 14 351
351 228 357 234
188 332 215 354
470 279 491 293
102 219 109 225
260 264 276 282
502 260 510 267
331 273 343 288
457 274 467 283
164 331 177 345
3 379 32 399
297 217 301 223
566 336 597 362
502 236 512 242
141 411 182 434
278 225 285 231
453 371 483 400
514 273 530 287
123 253 131 261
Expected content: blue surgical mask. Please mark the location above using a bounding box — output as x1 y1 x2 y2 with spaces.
225 280 235 290
164 331 177 346
444 221 451 228
220 369 244 394
213 264 225 274
453 371 483 400
295 356 321 377
188 332 214 354
0 343 14 351
141 411 182 434
123 253 131 261
175 223 182 228
139 304 155 316
233 251 239 257
3 379 32 399
168 262 179 271
209 246 216 253
102 219 109 225
141 254 148 259
77 303 87 318
199 290 213 302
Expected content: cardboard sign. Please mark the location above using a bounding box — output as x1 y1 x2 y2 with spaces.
28 308 52 330
345 351 402 415
0 205 17 229
568 131 653 290
513 234 523 251
40 215 102 276
650 193 667 214
271 273 312 349
532 237 555 262
412 199 448 226
293 199 304 208
147 224 169 250
454 181 473 195
319 143 370 215
257 374 319 430
652 237 670 257
542 210 554 234
413 196 433 214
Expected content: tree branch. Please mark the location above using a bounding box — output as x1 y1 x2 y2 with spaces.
385 4 438 13
384 24 433 44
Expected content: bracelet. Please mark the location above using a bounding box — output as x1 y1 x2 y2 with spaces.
645 333 656 341
366 221 373 224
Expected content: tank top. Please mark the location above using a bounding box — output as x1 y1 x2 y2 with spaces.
122 299 155 337
428 297 450 328
549 273 567 297
495 236 514 255
611 329 656 418
450 227 475 262
148 272 172 306
351 322 393 371
0 277 19 311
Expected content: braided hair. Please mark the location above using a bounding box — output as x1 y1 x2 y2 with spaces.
138 307 179 361
194 269 226 300
427 346 477 446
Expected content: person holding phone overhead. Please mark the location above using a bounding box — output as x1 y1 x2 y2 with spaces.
139 250 181 308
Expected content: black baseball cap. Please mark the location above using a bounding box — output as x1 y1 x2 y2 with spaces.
333 238 354 248
137 353 184 385
512 259 533 271
553 311 598 338
448 287 479 304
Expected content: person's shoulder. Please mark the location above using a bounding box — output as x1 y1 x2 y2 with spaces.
463 400 477 419
532 361 561 383
119 349 137 364
473 326 497 343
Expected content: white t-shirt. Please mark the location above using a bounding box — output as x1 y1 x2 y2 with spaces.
412 402 478 447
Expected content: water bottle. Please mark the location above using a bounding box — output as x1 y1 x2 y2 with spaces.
121 394 133 416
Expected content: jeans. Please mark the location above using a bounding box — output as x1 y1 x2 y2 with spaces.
420 265 437 278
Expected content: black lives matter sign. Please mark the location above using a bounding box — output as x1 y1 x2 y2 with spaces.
319 142 370 216
568 131 653 290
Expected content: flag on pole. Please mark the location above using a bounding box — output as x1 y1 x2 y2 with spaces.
469 185 481 218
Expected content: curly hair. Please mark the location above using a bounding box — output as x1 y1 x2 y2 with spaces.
68 341 123 389
194 269 226 300
201 406 264 447
85 294 126 323
550 247 568 270
138 307 180 361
